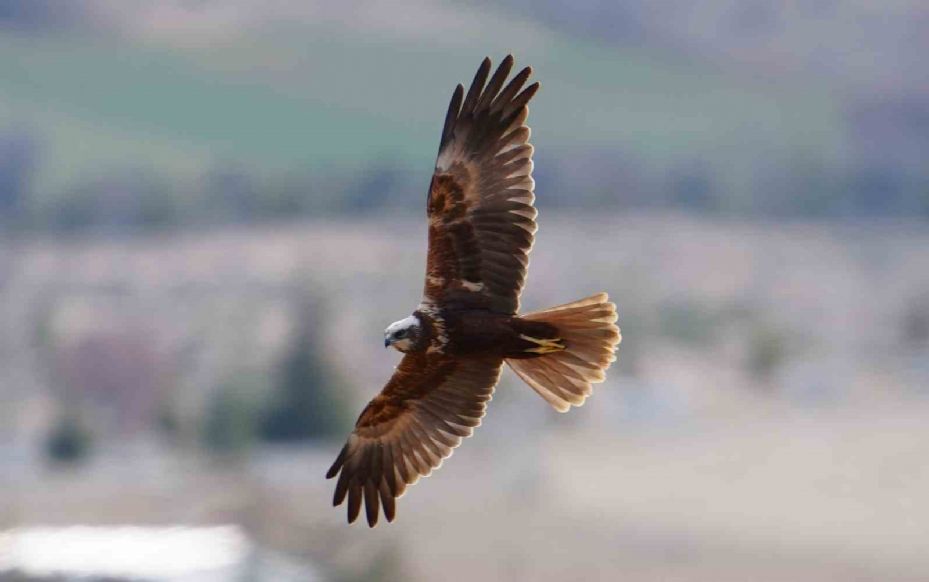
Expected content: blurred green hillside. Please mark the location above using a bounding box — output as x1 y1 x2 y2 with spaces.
0 19 855 223
0 2 925 228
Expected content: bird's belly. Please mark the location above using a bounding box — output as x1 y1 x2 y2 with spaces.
444 310 558 358
443 310 513 356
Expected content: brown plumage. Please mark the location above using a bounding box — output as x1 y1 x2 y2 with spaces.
327 56 621 527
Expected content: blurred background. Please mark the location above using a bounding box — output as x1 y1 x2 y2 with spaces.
1 1 928 580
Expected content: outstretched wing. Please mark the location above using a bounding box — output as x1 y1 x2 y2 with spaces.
326 353 502 527
424 55 540 314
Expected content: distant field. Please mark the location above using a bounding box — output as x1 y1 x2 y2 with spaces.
2 213 926 419
1 213 928 580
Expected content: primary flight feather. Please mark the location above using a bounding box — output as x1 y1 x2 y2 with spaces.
327 56 621 527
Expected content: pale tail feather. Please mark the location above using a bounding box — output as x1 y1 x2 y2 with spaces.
506 293 621 412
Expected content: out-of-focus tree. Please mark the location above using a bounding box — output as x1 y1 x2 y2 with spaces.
45 413 92 465
49 169 177 232
902 296 929 350
343 162 420 213
746 324 789 385
202 165 259 224
260 298 350 442
0 129 37 224
202 379 261 456
658 300 720 345
666 161 717 211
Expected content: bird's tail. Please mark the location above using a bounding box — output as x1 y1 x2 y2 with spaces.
506 293 621 412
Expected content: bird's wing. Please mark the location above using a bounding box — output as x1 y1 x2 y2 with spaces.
326 352 502 526
424 55 539 314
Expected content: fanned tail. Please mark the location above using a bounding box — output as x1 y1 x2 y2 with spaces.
506 293 621 412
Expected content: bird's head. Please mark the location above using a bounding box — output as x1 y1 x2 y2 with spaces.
384 315 423 353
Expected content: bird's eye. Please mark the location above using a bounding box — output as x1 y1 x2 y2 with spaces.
395 329 407 339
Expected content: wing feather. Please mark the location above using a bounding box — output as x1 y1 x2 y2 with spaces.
425 56 540 313
440 84 464 148
327 353 502 526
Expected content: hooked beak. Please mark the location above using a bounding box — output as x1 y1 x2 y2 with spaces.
384 337 391 348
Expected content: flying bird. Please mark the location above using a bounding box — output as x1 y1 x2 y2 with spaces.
327 55 621 527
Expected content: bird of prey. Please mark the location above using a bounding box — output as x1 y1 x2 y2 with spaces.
327 56 621 527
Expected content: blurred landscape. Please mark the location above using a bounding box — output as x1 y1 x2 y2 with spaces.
1 1 928 581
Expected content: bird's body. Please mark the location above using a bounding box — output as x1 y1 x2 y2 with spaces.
328 56 621 527
398 305 561 358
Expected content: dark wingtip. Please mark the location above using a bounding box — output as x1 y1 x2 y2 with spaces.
347 498 361 524
326 444 347 479
474 57 492 80
333 478 348 507
474 57 492 82
517 81 541 107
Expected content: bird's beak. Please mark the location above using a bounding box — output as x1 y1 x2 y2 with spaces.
384 337 391 348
